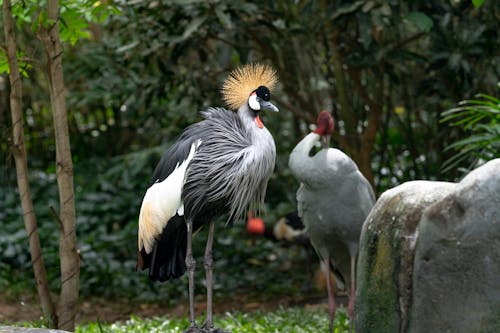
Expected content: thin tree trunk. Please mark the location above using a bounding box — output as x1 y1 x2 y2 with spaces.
39 0 80 330
358 65 385 189
2 0 57 328
329 47 378 185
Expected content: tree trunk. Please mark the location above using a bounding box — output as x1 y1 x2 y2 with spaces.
2 0 57 328
330 47 379 186
38 0 80 330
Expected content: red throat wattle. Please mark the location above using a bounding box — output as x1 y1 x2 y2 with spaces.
255 115 264 128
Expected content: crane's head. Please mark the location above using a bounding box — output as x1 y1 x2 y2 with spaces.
248 85 279 112
313 110 334 149
222 64 279 127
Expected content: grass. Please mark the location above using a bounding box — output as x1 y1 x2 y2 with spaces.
76 307 351 333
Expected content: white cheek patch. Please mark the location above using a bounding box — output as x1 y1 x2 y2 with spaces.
138 139 201 253
248 93 260 111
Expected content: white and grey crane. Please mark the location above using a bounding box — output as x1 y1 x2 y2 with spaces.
137 64 279 333
288 111 375 332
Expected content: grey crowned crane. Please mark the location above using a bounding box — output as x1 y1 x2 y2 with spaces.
137 64 279 333
288 111 375 332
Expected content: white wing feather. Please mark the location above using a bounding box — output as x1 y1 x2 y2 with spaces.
138 140 201 253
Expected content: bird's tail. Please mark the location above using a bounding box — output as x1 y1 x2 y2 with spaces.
137 215 187 282
330 262 346 291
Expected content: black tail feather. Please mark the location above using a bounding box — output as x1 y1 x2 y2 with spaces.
331 262 346 290
138 215 188 282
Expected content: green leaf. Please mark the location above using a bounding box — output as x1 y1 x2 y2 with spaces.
441 91 500 173
331 0 365 21
0 53 8 75
476 93 500 104
0 50 32 77
215 7 232 28
182 16 206 40
406 11 434 32
472 0 485 9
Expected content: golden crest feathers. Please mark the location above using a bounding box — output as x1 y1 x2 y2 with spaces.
222 63 278 110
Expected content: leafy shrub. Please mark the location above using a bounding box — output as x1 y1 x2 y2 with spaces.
0 145 309 302
441 90 500 173
75 308 350 333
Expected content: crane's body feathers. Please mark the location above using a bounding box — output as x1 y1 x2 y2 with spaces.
138 106 276 282
138 214 187 281
183 108 275 223
289 132 375 288
289 130 374 330
138 140 200 254
137 64 279 332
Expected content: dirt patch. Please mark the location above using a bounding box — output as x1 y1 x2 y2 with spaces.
0 293 330 325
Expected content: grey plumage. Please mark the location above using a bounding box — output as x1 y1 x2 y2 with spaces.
292 144 374 261
182 107 276 223
289 125 375 331
140 105 276 280
137 64 279 332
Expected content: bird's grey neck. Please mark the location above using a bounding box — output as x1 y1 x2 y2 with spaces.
293 132 320 156
236 104 275 155
237 104 257 130
289 132 322 186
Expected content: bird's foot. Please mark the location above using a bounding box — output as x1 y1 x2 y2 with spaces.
183 325 205 333
200 323 231 333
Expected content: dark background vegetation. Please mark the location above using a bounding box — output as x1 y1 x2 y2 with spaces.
1 0 498 311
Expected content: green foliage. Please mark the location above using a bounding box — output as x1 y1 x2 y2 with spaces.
0 0 119 78
405 12 433 32
0 50 32 76
472 0 485 9
3 0 119 45
56 0 499 193
3 0 499 190
1 0 499 317
59 0 120 45
74 308 350 333
441 91 500 173
0 147 308 301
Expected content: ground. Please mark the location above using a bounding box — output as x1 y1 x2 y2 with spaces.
0 292 338 325
0 258 347 325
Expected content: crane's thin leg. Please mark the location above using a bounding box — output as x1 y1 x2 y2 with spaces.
325 257 336 333
185 219 198 331
203 221 216 330
348 254 356 332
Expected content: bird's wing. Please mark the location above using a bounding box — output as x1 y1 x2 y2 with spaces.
138 137 202 254
150 125 206 184
148 107 239 185
317 149 359 183
355 169 376 207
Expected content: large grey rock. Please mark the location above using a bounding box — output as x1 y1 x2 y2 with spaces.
409 159 500 333
355 181 456 332
355 158 500 333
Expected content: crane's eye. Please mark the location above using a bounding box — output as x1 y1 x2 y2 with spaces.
255 86 271 102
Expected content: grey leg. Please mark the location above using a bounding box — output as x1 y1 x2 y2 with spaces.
204 221 216 329
324 257 336 333
348 254 356 332
186 219 197 328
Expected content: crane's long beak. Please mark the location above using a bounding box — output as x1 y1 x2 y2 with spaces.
260 100 279 112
